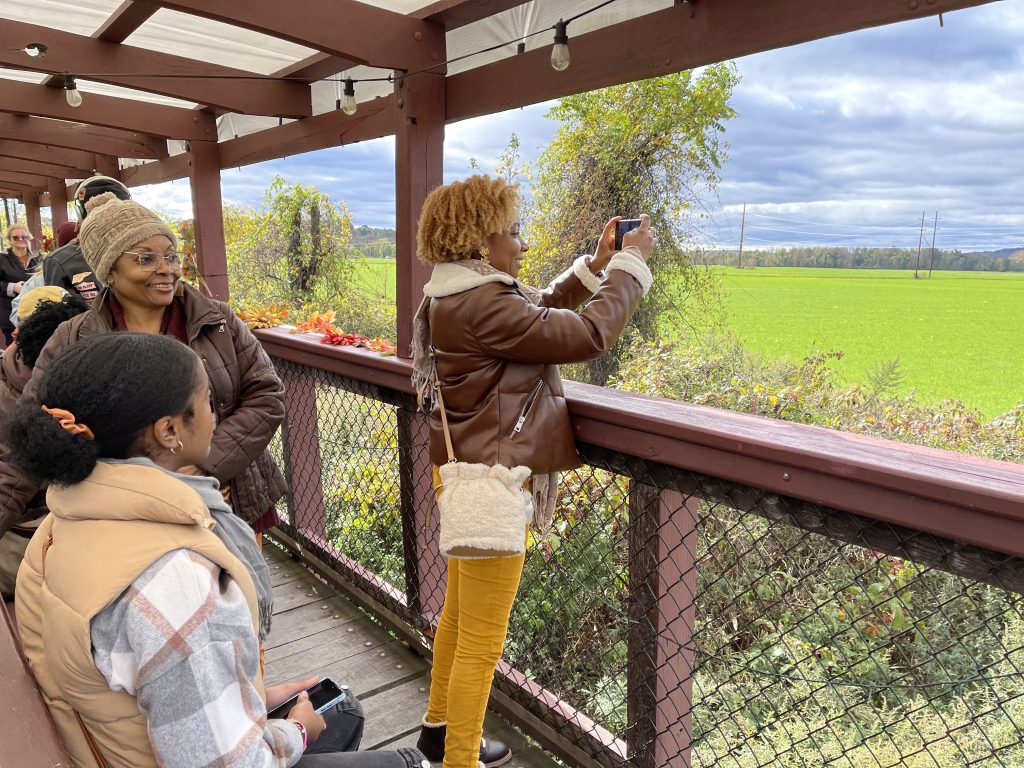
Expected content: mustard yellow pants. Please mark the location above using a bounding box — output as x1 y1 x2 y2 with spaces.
427 468 526 768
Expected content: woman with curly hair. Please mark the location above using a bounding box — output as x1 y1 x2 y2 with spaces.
411 175 656 768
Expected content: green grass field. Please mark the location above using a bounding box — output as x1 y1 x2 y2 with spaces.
351 258 1023 417
716 267 1024 417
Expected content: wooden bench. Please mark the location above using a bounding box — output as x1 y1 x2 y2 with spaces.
0 600 72 767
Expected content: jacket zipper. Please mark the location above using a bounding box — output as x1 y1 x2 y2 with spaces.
509 379 546 439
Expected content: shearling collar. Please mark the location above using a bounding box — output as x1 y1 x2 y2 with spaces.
423 260 515 298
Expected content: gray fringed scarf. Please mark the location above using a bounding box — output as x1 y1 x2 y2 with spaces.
107 458 275 642
411 260 558 534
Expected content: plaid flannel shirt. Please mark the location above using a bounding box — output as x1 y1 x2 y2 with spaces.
91 549 304 767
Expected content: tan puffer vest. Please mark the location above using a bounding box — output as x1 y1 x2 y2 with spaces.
15 462 264 768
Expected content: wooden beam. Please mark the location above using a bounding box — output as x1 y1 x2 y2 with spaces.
95 0 159 42
0 79 217 141
394 72 445 358
0 159 90 179
120 154 191 187
47 177 70 229
272 53 357 83
0 171 52 188
447 0 998 121
219 95 395 169
189 141 229 300
415 0 527 30
0 141 101 169
0 19 311 117
148 0 445 70
0 114 167 159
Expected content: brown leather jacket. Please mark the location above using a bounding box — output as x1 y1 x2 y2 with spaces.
426 257 647 473
0 284 286 532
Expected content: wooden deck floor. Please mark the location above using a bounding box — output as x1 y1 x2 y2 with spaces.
262 538 559 768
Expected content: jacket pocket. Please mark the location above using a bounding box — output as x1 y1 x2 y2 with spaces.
508 379 546 439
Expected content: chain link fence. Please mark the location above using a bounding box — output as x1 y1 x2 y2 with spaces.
269 354 1024 768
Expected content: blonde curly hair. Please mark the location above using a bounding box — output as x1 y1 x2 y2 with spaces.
416 175 521 264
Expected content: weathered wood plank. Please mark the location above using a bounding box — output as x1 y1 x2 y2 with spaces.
265 597 361 650
266 639 427 698
359 676 432 750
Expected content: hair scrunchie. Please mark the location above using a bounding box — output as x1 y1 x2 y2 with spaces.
40 405 95 441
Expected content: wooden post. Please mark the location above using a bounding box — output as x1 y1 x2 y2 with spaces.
394 70 445 358
47 177 69 231
280 373 327 544
188 140 229 300
92 154 121 179
398 408 446 628
627 483 697 768
23 192 42 242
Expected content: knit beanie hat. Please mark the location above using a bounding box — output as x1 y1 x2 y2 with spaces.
78 193 178 283
17 285 68 323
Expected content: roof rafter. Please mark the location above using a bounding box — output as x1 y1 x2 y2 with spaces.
415 0 527 30
95 0 160 42
0 158 92 179
1 19 311 118
272 53 357 84
0 171 53 188
0 140 105 169
0 79 216 140
147 0 444 70
0 114 167 159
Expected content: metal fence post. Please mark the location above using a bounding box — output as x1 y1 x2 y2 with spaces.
281 371 327 543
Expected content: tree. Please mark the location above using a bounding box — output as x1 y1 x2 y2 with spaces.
519 64 739 385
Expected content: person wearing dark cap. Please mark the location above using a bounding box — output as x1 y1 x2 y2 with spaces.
42 175 131 303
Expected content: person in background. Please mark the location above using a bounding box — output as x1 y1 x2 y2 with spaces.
0 287 88 599
9 177 120 328
1 223 40 345
54 220 78 249
411 175 655 768
10 333 428 768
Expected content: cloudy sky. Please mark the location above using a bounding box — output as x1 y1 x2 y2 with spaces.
134 2 1024 252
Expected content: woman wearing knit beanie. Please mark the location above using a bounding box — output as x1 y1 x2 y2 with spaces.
0 193 288 541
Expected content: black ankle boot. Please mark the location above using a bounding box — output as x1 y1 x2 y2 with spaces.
416 717 512 768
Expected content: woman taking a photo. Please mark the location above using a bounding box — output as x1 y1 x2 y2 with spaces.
10 333 427 768
411 175 655 768
1 222 40 345
0 193 286 544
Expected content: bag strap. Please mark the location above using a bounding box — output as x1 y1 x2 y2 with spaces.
433 374 457 464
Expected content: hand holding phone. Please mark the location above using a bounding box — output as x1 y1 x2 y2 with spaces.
267 677 348 720
614 219 643 251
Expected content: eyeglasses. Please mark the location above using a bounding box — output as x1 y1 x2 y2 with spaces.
10 235 31 242
122 249 182 271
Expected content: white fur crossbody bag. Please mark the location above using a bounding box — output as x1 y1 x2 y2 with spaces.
432 376 531 558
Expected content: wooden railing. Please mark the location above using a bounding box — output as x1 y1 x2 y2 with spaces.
255 327 1024 768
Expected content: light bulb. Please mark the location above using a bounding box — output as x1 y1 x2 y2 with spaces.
551 20 570 71
341 78 357 116
64 75 83 108
24 43 47 58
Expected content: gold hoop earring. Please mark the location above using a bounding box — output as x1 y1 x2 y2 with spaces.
479 245 490 265
169 439 183 455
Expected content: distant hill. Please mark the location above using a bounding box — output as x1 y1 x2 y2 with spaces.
351 224 395 259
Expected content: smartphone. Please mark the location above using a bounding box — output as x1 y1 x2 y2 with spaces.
614 218 642 250
267 678 348 720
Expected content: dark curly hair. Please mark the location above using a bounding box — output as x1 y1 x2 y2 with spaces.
2 333 203 486
15 294 89 369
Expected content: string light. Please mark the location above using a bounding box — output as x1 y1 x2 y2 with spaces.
24 43 47 58
341 77 357 116
551 20 570 71
63 74 83 108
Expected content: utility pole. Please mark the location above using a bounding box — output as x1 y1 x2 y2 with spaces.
914 210 925 279
928 211 939 279
737 203 746 269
